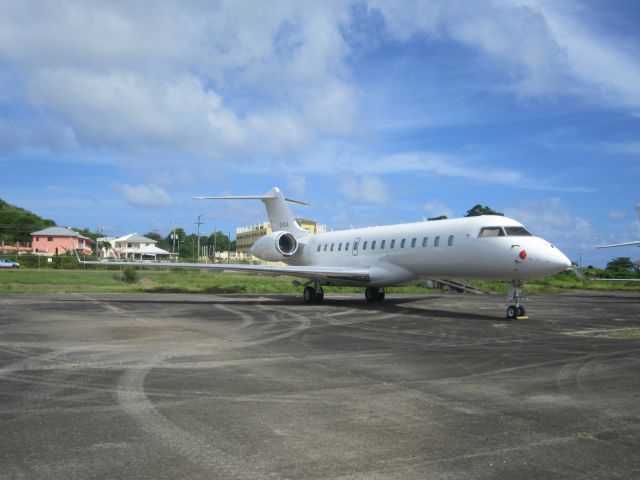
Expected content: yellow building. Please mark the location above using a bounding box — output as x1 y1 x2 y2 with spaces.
235 218 326 253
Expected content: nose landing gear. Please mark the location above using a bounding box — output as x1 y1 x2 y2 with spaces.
506 280 527 320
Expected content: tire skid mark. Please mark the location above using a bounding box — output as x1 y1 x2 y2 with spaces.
117 350 280 479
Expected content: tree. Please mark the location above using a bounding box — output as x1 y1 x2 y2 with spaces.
207 231 231 252
606 257 636 272
465 205 503 217
144 231 162 242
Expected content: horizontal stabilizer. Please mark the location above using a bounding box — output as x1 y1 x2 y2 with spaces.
193 194 310 206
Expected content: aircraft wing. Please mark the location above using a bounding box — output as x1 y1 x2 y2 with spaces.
78 259 371 283
596 241 640 249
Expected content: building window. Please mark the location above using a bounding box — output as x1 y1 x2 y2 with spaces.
390 239 395 249
422 237 428 247
411 238 416 248
371 240 376 250
47 236 53 242
400 239 406 248
434 236 440 247
36 236 40 241
381 240 386 249
448 235 454 246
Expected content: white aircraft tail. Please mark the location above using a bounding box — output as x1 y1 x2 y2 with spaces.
195 187 309 237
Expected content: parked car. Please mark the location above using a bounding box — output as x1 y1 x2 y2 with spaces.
0 259 20 269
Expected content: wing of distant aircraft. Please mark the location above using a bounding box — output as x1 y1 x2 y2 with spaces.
596 205 640 250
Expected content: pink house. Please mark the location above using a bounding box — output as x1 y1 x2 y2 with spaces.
31 227 94 256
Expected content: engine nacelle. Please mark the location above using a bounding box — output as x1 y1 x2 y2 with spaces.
251 231 300 262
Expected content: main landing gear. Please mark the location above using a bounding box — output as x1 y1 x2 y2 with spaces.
303 284 324 303
506 280 527 320
365 287 385 302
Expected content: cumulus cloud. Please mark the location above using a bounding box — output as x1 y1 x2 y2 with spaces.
504 197 596 252
113 183 173 208
369 0 640 106
423 200 453 219
339 175 390 204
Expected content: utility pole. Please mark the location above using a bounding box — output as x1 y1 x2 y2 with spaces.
213 227 217 263
195 214 204 263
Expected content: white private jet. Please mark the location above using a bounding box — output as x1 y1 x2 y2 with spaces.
78 187 571 319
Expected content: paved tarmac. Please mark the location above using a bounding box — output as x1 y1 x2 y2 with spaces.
1 292 639 479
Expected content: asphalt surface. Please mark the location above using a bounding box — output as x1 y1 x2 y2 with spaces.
1 292 639 479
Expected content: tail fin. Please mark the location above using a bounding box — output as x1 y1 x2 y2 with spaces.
195 187 309 237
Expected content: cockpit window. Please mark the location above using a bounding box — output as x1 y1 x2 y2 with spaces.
479 227 505 237
504 226 533 236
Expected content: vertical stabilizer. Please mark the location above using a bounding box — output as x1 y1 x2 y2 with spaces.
194 187 309 237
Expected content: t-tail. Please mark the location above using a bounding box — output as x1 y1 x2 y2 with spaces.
194 187 309 237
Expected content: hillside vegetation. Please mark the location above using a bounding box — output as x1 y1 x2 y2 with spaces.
0 199 56 244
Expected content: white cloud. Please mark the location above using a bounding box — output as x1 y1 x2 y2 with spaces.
113 183 173 208
369 0 640 107
339 175 391 204
504 197 596 252
608 210 627 221
423 200 453 219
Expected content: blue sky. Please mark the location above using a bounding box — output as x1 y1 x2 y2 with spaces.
1 0 639 266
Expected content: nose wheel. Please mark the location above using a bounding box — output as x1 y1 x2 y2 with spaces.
506 280 527 320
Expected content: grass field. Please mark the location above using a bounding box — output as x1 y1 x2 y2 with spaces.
1 267 639 295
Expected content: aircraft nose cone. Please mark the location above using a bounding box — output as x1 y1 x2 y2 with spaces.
550 247 572 270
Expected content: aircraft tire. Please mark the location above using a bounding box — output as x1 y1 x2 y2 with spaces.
518 305 526 317
316 287 324 303
365 287 377 302
303 286 316 303
375 289 385 302
506 305 518 320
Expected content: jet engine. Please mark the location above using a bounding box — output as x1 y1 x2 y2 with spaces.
251 231 300 262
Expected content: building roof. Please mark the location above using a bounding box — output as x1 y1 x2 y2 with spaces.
31 226 93 242
114 233 157 244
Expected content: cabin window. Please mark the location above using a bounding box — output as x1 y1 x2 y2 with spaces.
363 241 368 250
434 236 440 247
448 235 454 246
504 226 533 236
400 239 405 248
390 239 396 249
479 227 505 237
345 242 350 251
323 244 328 251
317 245 321 252
411 238 416 248
338 243 342 251
371 240 376 250
381 240 386 249
330 243 334 252
422 237 428 247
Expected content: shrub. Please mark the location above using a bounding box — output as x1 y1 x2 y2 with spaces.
122 266 138 283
